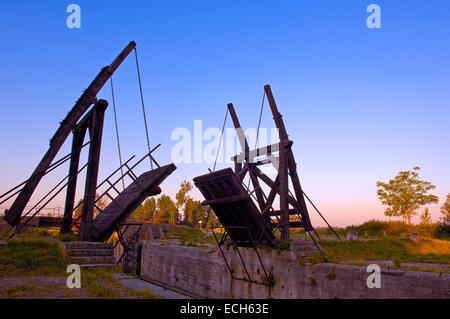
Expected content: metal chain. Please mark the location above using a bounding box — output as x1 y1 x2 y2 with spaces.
110 77 126 190
213 108 229 172
134 47 153 170
247 90 266 189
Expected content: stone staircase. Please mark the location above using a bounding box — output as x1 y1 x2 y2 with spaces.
290 240 322 262
64 242 116 269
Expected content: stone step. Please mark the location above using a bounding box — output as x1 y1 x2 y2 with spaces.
296 251 318 257
70 256 116 265
291 245 318 252
67 249 114 257
64 241 113 250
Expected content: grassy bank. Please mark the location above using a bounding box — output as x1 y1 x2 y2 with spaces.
164 226 216 245
317 238 450 265
0 240 66 277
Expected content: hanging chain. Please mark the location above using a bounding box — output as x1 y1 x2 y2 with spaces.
213 108 229 172
247 90 267 189
134 47 153 170
110 77 126 190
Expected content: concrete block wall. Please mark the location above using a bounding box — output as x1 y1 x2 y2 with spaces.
140 241 450 299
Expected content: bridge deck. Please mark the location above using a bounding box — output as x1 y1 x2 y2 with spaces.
194 168 275 247
91 164 176 242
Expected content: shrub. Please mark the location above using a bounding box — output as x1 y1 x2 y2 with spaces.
277 239 291 252
436 223 450 239
58 233 78 242
349 220 411 238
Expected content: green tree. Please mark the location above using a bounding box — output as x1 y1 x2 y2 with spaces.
183 198 206 227
156 195 178 224
440 193 450 225
205 206 220 230
176 180 193 220
74 194 108 220
376 167 438 225
130 197 156 221
419 207 432 225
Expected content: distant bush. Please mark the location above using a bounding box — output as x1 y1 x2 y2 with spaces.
349 220 411 238
415 223 439 238
348 219 447 239
436 223 450 239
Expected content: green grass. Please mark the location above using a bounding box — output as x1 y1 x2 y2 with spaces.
3 283 63 296
165 226 216 245
58 233 79 242
276 239 292 253
0 239 66 276
292 220 450 240
319 238 450 265
81 267 160 299
129 288 160 299
81 267 123 299
87 282 121 299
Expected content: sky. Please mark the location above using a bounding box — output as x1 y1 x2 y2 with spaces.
0 1 449 227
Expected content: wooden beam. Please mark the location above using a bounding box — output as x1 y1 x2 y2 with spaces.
5 42 136 226
264 85 291 239
265 209 300 217
287 151 314 231
227 103 250 164
231 142 281 162
247 167 266 212
202 194 249 206
264 84 289 142
253 166 304 214
79 100 108 241
60 124 88 234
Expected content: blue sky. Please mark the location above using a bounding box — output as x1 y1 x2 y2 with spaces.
0 1 449 226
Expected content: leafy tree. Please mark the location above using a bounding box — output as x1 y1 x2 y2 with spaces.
440 193 450 225
176 180 193 219
74 194 108 220
130 198 156 221
156 195 178 224
74 199 84 220
376 167 438 225
183 198 205 227
205 206 220 230
419 208 432 225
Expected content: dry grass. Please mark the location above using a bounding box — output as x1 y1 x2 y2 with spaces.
319 238 450 265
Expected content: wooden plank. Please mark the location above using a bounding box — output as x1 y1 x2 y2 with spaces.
202 194 249 206
194 168 275 246
91 164 176 242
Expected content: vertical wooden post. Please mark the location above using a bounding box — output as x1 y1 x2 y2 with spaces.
60 125 88 234
287 152 313 231
79 100 108 241
264 85 290 239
